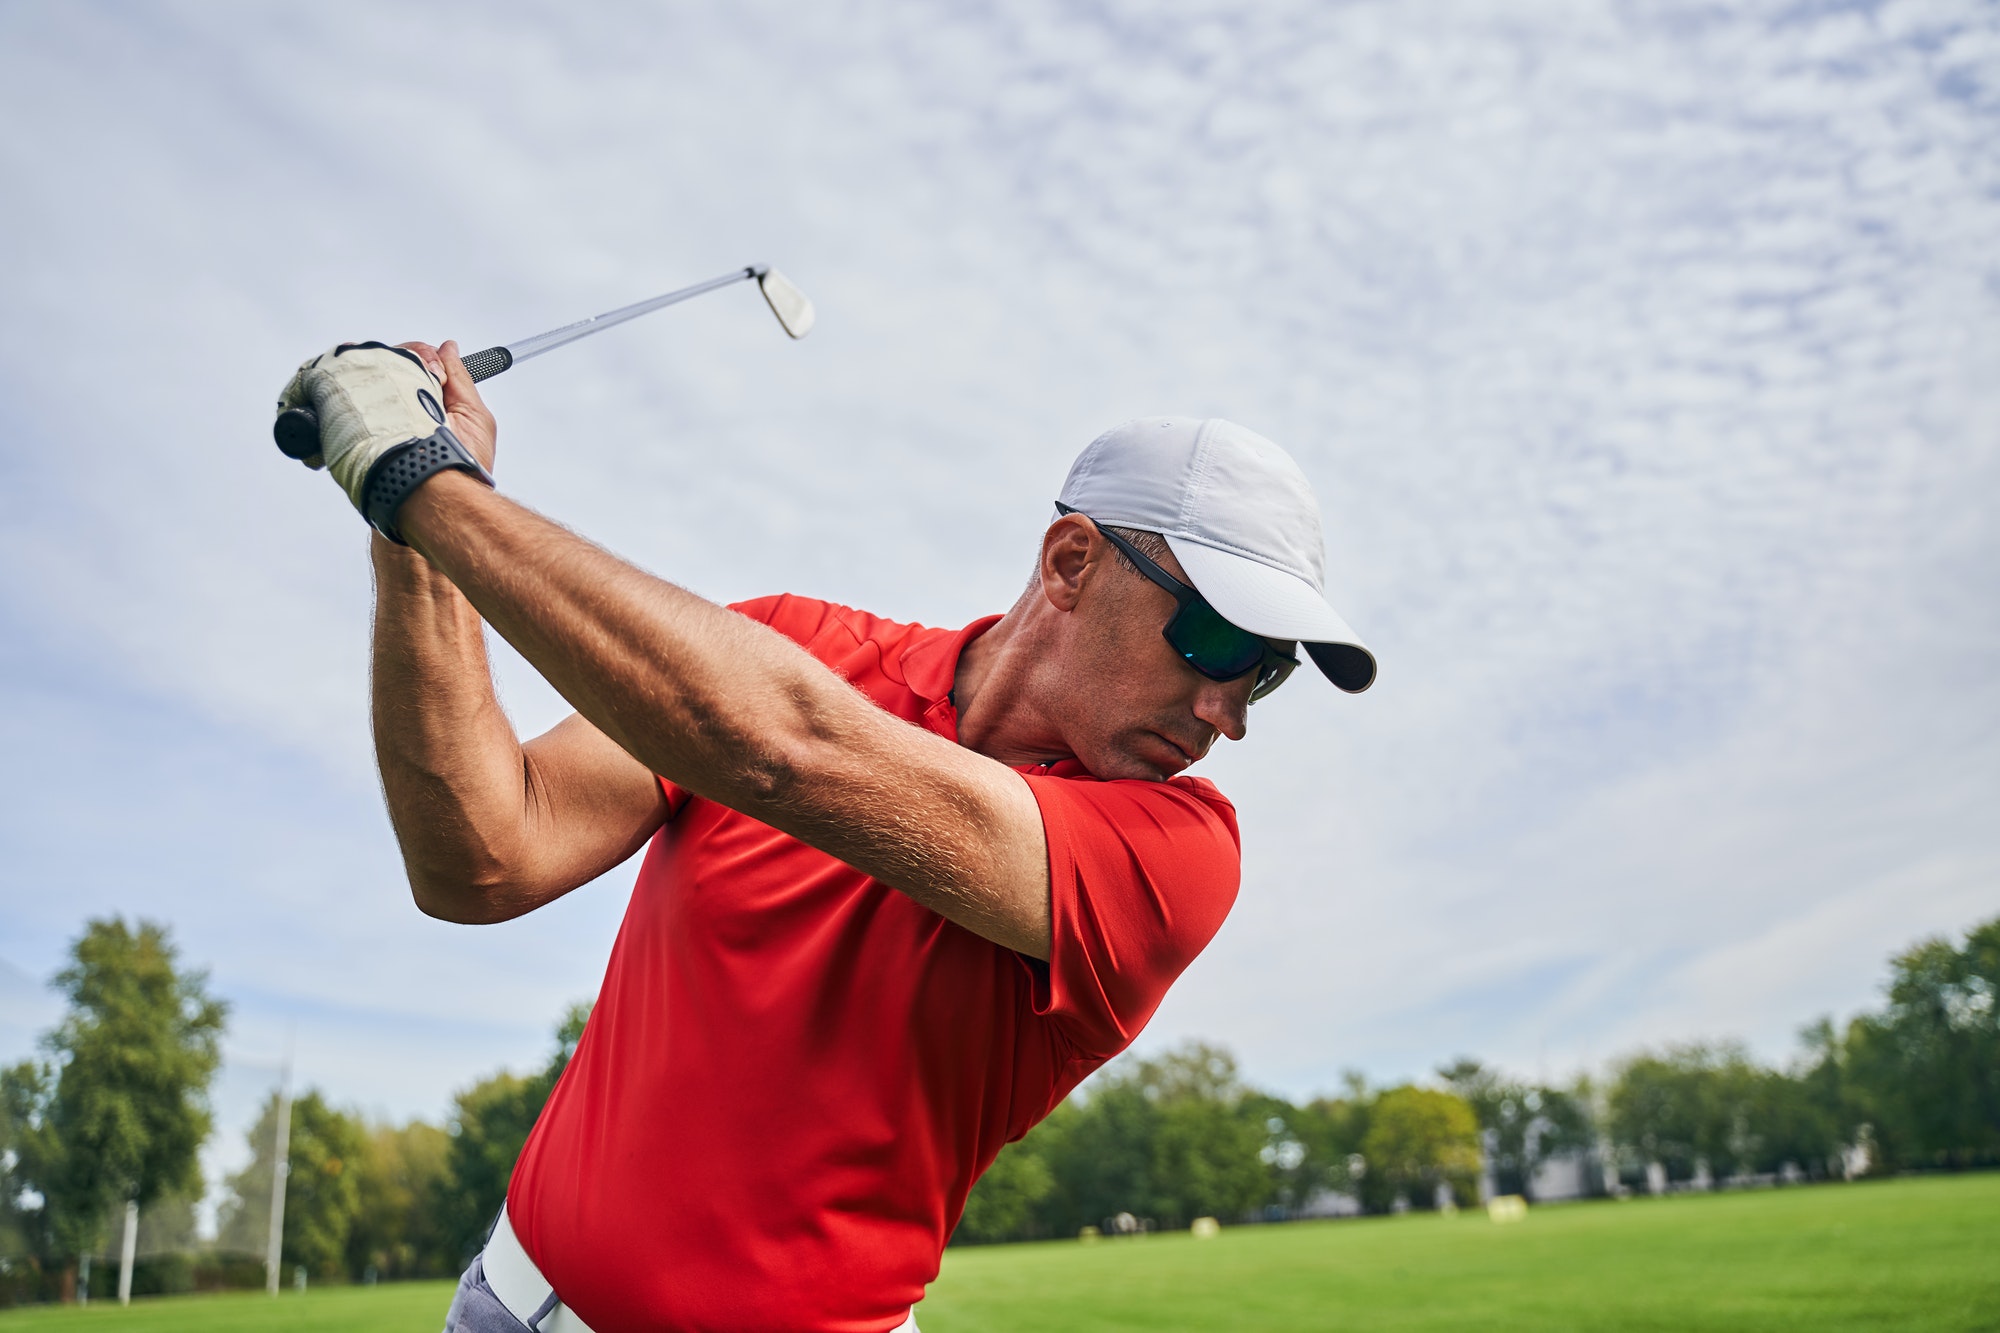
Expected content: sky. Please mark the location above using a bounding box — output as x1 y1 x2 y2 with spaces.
1 0 1996 1212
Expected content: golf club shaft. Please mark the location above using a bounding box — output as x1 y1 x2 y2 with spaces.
497 267 759 369
272 267 765 458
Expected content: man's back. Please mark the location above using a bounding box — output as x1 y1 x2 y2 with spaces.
509 596 1241 1332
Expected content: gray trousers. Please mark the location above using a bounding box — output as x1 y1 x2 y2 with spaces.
442 1254 556 1333
441 1245 922 1333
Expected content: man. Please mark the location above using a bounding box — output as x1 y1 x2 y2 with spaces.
276 340 1375 1332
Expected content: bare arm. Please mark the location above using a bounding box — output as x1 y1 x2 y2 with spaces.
381 353 1051 956
364 344 666 924
370 538 669 923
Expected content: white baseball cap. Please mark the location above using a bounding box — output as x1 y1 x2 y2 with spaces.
1057 417 1377 693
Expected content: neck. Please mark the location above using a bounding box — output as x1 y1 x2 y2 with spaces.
952 599 1074 768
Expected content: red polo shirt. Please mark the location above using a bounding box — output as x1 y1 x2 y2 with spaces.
508 595 1241 1332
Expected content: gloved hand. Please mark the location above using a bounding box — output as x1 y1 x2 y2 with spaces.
275 342 492 543
275 342 452 504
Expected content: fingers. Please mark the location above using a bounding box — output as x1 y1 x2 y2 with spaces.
437 340 498 469
395 340 447 382
438 341 492 417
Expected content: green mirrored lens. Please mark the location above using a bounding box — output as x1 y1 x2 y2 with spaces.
1168 599 1267 677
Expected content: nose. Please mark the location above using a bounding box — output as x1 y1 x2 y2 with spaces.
1192 679 1251 744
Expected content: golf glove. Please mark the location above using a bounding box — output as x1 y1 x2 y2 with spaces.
275 343 491 543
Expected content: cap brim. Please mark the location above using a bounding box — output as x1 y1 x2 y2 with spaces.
1165 536 1378 694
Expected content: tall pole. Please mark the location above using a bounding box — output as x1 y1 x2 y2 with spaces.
117 1200 138 1305
264 1059 292 1297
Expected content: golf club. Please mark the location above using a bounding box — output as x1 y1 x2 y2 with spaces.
272 265 814 460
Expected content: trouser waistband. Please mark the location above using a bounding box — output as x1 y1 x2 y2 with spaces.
481 1206 596 1333
478 1207 919 1332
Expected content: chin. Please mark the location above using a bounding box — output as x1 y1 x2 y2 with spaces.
1087 736 1191 782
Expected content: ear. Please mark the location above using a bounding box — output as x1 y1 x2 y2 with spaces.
1038 514 1099 612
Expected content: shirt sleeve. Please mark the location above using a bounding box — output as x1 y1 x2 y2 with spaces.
1020 774 1242 1059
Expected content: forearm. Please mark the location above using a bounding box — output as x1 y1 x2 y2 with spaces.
369 535 544 918
395 472 1049 954
396 475 827 814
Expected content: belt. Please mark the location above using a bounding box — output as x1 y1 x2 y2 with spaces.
481 1206 919 1333
482 1206 597 1333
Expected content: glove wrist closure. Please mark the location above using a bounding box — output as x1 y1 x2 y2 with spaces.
361 426 495 545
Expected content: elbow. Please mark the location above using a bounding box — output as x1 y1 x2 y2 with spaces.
406 864 524 925
724 732 816 810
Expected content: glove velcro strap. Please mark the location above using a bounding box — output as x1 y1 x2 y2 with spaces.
360 426 495 545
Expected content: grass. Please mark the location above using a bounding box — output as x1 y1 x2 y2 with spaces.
921 1175 2000 1332
3 1175 1995 1330
0 1281 456 1331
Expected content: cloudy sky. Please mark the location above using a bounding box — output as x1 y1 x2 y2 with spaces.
2 0 1995 1204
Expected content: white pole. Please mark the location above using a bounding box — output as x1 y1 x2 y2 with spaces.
117 1200 138 1305
264 1062 293 1297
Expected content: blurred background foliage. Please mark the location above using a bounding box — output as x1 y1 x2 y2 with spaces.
1 914 1995 1300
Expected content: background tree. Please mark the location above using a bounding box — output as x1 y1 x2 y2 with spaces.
439 1001 593 1263
1359 1086 1481 1209
1288 1074 1373 1207
1844 915 2000 1170
217 1089 366 1280
0 918 225 1300
1608 1042 1765 1182
954 1128 1057 1244
1439 1058 1592 1199
1142 1046 1268 1227
347 1120 455 1280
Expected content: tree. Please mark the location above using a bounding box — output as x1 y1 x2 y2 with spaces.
1033 1071 1160 1237
439 1001 594 1262
347 1120 455 1279
0 918 225 1299
1129 1045 1269 1228
438 1070 545 1262
960 1042 1282 1242
954 1134 1055 1244
1439 1058 1593 1199
1287 1074 1373 1207
217 1089 367 1280
1607 1042 1764 1182
1844 915 2000 1170
1359 1086 1481 1209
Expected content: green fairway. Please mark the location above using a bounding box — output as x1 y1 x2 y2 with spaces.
0 1280 457 1331
922 1175 2000 1332
3 1176 1994 1330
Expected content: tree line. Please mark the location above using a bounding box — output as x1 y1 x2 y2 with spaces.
2 912 1994 1302
958 912 1998 1242
0 918 588 1303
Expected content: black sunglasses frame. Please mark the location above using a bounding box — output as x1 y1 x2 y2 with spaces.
1057 503 1300 703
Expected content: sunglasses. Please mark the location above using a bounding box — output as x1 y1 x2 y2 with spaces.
1058 503 1300 703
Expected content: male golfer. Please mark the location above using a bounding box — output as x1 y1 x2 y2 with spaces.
276 339 1374 1332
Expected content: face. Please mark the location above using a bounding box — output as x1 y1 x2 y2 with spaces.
1037 517 1272 781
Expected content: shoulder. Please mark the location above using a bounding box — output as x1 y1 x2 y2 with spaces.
729 594 928 653
1026 771 1241 870
1034 769 1237 830
728 595 947 701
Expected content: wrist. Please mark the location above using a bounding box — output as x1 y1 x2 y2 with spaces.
394 465 497 556
359 427 494 545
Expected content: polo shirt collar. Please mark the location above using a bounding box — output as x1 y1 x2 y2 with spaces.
903 614 1002 741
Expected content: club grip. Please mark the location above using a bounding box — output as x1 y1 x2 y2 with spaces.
273 406 321 459
272 346 513 458
461 345 512 382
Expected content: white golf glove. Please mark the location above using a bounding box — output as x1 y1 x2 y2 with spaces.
274 343 491 542
275 343 450 502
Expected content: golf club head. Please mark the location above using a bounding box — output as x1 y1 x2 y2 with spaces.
756 268 815 339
